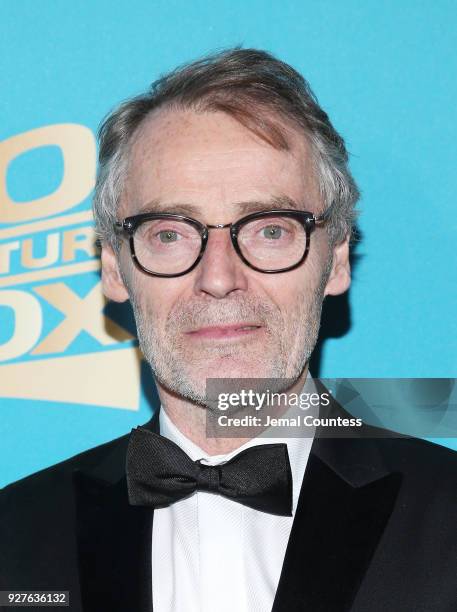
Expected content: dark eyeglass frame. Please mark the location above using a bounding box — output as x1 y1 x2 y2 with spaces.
114 206 333 277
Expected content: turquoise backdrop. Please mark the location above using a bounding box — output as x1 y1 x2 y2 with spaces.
1 0 456 487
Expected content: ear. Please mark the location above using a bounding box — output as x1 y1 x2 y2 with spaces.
324 235 351 296
100 243 129 303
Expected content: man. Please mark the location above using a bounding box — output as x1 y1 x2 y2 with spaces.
1 48 457 612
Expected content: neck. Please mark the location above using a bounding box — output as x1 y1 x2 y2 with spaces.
155 365 309 455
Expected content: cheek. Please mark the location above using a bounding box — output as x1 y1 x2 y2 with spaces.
130 273 193 328
135 284 171 320
263 255 325 314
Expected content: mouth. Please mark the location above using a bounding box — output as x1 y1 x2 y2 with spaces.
185 323 263 340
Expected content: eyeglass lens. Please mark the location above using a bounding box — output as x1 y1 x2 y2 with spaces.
133 215 308 275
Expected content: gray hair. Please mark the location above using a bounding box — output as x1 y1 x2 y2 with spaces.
93 47 360 249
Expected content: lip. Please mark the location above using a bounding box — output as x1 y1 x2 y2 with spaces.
185 323 262 339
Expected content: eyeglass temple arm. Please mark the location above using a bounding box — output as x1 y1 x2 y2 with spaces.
314 202 334 225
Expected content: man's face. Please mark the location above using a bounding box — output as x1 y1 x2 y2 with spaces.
102 108 350 405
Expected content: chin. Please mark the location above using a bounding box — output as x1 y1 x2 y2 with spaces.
181 360 295 408
193 358 278 382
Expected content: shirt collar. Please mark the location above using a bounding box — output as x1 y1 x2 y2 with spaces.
159 371 316 514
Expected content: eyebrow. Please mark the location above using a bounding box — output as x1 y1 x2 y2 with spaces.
137 200 201 216
235 195 303 214
136 195 304 218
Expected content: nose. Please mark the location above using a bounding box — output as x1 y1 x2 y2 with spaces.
192 228 249 298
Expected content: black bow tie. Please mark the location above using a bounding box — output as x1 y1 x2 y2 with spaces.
126 427 293 516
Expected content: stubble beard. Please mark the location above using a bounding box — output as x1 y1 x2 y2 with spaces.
128 268 329 412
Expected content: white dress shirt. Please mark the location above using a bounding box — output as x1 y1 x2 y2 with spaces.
151 378 316 612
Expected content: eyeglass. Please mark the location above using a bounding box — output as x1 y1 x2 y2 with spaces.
114 206 332 277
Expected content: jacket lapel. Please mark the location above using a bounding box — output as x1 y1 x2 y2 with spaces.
272 392 402 612
73 412 160 612
73 387 402 612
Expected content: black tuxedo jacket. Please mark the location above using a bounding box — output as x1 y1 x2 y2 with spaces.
2 397 457 612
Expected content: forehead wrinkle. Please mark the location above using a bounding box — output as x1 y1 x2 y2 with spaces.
124 109 322 216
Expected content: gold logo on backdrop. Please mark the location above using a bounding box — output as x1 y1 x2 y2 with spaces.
0 124 141 410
